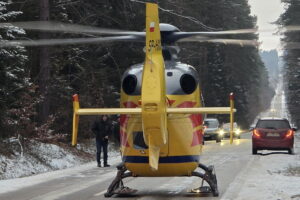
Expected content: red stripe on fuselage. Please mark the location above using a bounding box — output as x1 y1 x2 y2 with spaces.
191 130 203 146
120 129 130 147
120 101 138 147
176 101 203 146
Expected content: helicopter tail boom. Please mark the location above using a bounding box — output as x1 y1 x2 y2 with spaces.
141 3 168 171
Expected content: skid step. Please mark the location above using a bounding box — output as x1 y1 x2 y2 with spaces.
191 186 212 194
114 187 137 195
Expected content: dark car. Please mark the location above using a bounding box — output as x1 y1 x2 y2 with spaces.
252 118 296 155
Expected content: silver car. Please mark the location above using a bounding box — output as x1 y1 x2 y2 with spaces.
203 118 222 143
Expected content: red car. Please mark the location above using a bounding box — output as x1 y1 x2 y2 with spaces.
252 118 296 154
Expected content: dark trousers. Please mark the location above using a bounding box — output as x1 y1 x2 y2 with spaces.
96 139 108 164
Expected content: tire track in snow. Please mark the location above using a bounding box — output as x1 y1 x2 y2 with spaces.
220 153 259 200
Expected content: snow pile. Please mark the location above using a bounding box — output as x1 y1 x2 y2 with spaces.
0 139 94 180
28 141 87 169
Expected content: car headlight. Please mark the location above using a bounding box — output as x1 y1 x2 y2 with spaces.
235 129 241 135
218 129 225 136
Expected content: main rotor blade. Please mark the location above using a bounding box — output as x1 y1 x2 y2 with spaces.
206 39 259 47
256 25 300 33
0 21 145 36
175 29 257 36
166 29 257 43
167 26 300 43
284 25 300 32
189 29 258 35
0 35 143 47
178 37 259 47
283 42 300 49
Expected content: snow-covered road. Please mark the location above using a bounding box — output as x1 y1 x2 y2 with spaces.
1 80 300 200
0 134 299 200
0 136 253 200
222 78 300 200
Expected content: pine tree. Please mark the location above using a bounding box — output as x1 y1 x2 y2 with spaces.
0 1 30 138
157 0 273 127
279 0 300 127
3 0 274 138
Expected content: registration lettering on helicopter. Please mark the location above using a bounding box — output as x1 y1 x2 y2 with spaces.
148 39 162 52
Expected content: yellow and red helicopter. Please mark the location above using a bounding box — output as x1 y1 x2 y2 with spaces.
71 3 239 197
1 2 282 197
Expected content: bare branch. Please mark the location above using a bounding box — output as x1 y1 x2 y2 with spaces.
130 0 220 31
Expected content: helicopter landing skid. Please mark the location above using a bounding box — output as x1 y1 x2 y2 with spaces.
190 163 219 197
104 163 218 197
104 164 136 197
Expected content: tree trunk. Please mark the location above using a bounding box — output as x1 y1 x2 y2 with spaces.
39 0 50 123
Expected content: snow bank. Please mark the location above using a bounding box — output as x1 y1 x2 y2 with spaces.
0 149 121 194
0 139 94 180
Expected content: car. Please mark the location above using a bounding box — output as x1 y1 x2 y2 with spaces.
220 122 242 139
251 118 297 155
203 118 222 143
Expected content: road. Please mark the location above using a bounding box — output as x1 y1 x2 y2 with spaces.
258 76 289 120
1 79 299 200
2 133 299 200
0 134 255 200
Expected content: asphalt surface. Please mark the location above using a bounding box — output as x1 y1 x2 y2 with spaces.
0 133 254 200
1 77 294 200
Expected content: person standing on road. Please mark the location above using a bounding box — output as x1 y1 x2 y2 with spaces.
91 115 111 167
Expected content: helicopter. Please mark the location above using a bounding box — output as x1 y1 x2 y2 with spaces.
2 2 299 198
72 3 238 197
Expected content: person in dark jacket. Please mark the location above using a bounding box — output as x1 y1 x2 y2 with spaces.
91 115 111 167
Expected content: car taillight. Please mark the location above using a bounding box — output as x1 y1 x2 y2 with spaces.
253 129 261 137
285 129 294 138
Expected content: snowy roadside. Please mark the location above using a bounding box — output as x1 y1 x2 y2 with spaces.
222 133 300 200
0 151 121 194
0 139 120 180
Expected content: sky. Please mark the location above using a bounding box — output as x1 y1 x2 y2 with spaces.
248 0 285 51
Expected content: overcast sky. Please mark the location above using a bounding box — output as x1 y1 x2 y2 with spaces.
248 0 285 51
